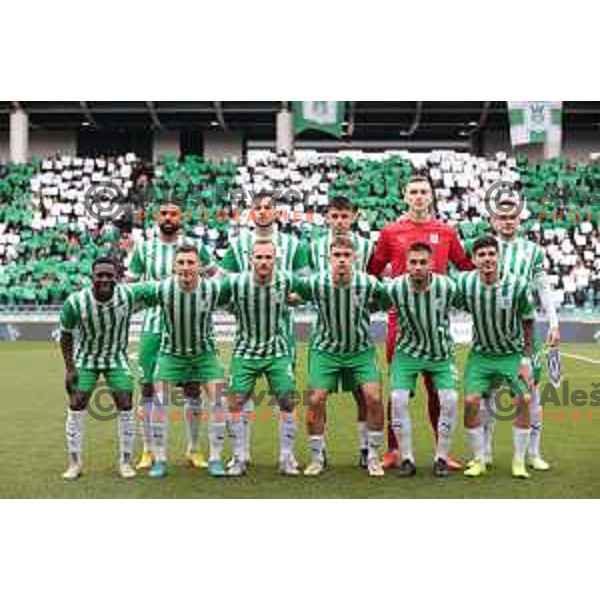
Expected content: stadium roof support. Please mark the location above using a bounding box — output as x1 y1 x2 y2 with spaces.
79 101 98 128
399 101 424 136
146 101 163 130
213 101 227 130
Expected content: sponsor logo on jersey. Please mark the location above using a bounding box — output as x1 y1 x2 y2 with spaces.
430 233 439 244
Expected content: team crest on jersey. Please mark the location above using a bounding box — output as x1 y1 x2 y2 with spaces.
433 297 445 311
429 233 439 245
197 299 211 311
498 292 513 310
273 290 286 304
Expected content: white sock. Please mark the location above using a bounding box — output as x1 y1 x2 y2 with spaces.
309 435 325 463
436 390 458 461
466 426 485 462
138 396 154 453
279 410 297 460
209 403 226 462
357 421 368 452
185 397 201 453
513 427 530 462
481 393 496 458
151 395 168 462
367 430 383 460
228 412 245 462
118 410 136 463
244 401 254 461
391 390 413 462
529 386 542 457
66 410 85 464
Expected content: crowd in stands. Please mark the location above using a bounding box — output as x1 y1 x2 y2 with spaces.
0 150 599 311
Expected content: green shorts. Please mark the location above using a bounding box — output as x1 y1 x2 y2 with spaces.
157 352 225 384
308 347 380 392
76 368 133 392
464 350 527 396
138 332 161 384
390 350 457 392
229 356 295 396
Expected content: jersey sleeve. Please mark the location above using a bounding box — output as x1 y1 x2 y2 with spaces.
517 279 536 320
448 229 474 271
130 282 159 310
364 239 376 269
216 275 234 306
59 297 77 333
199 243 216 272
290 274 313 301
219 246 240 273
373 279 392 311
292 239 311 272
368 226 391 276
128 241 145 282
450 274 466 310
532 246 545 279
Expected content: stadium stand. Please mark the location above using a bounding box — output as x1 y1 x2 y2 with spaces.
1 150 599 310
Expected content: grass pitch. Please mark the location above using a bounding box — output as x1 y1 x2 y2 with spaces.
1 342 599 498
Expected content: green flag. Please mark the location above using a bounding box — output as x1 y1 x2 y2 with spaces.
293 101 346 137
507 101 562 146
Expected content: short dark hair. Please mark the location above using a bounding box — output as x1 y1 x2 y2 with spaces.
403 170 437 214
330 233 356 252
92 256 118 272
408 242 433 255
472 235 499 255
253 190 275 206
175 243 199 258
328 196 355 212
407 170 434 190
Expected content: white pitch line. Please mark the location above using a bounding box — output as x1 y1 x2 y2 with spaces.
560 352 600 365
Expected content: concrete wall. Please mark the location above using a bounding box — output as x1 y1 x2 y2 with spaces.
0 131 77 162
203 131 243 162
153 131 180 162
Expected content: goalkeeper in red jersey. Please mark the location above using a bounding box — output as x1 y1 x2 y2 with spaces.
368 172 473 470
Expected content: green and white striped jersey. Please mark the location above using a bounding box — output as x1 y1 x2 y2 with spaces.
60 283 153 370
454 271 535 356
220 229 309 273
308 230 374 272
145 277 222 357
128 234 213 334
220 271 294 359
387 274 458 361
294 272 386 354
497 236 545 282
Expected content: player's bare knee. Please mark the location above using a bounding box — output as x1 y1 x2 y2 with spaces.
142 383 155 398
183 382 201 399
309 390 327 410
114 392 133 412
464 395 481 427
69 392 87 412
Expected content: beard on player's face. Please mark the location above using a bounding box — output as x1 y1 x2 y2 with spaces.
159 220 180 235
